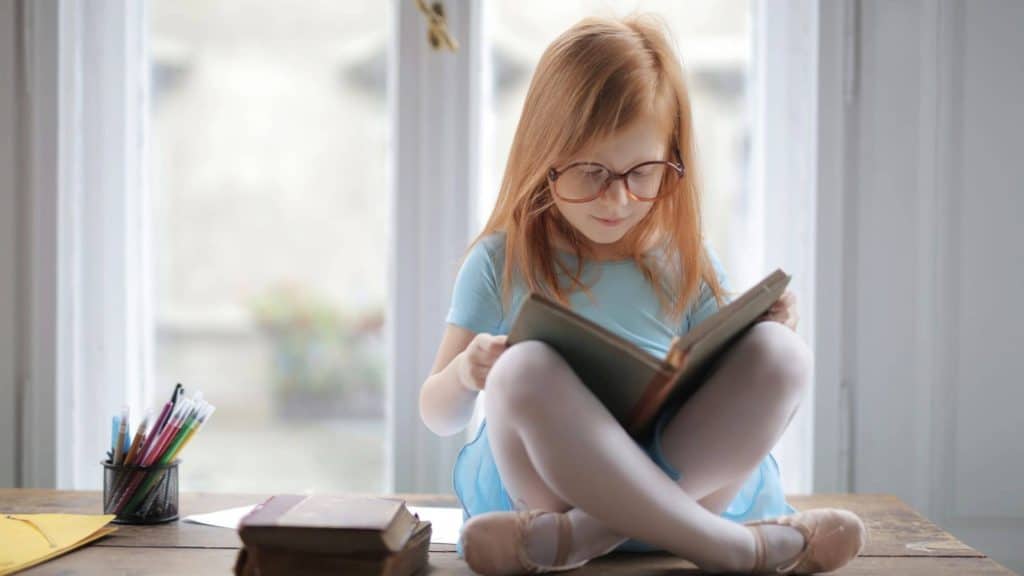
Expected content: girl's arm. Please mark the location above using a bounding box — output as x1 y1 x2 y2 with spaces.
419 324 507 437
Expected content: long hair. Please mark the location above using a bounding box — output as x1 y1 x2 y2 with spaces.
470 14 726 323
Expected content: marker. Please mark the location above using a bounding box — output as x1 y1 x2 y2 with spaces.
113 406 129 465
123 410 152 466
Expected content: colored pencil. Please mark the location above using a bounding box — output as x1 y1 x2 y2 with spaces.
105 386 215 517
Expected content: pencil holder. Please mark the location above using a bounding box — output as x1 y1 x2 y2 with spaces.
102 459 180 524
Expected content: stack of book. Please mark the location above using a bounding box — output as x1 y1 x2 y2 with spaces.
234 494 431 576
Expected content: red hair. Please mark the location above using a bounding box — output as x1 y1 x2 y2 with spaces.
470 14 726 322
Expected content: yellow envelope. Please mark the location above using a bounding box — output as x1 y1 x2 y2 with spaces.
0 514 117 575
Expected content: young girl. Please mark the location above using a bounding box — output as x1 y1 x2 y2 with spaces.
420 14 866 576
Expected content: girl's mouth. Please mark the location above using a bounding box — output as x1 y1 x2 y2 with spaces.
593 216 626 227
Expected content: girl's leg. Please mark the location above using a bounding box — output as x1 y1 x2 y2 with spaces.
481 322 811 572
489 423 752 566
484 344 752 571
660 321 809 504
654 321 811 568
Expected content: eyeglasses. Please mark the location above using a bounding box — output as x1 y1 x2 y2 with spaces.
546 158 685 203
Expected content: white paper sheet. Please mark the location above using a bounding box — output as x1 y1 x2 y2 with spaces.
183 504 257 529
182 503 464 545
407 505 463 545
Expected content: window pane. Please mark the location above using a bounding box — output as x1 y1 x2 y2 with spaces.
148 0 390 493
484 1 753 285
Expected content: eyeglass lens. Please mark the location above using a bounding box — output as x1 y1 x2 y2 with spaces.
556 163 669 201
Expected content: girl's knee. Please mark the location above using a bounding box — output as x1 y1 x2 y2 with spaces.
485 340 569 408
738 322 812 400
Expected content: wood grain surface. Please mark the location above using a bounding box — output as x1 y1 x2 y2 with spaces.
0 490 1014 575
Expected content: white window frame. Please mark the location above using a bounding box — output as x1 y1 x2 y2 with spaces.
810 0 856 493
753 0 857 495
752 0 821 495
389 0 487 493
20 0 152 489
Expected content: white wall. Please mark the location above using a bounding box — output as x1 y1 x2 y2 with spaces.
840 0 1024 571
0 0 21 489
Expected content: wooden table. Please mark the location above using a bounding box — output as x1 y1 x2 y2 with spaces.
0 490 1015 575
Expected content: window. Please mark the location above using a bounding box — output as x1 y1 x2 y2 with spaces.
148 0 391 493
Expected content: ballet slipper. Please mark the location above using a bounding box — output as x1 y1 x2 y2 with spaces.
460 509 605 575
745 508 867 574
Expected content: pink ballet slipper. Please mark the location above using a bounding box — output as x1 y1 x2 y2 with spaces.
745 508 868 574
460 509 596 575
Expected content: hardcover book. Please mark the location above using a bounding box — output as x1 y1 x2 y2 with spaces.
507 269 791 439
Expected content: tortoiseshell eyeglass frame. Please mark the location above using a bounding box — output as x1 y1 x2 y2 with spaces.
546 154 685 204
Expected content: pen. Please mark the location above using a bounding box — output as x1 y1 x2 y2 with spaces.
141 401 186 466
111 403 183 515
110 401 186 511
123 411 151 466
136 388 177 464
105 385 215 517
166 404 214 461
109 417 118 463
171 383 184 405
119 397 208 514
113 406 128 465
137 403 215 517
109 410 151 499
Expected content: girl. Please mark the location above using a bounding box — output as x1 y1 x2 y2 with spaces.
419 14 866 576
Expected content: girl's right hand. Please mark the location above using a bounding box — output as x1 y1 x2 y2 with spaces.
457 333 508 391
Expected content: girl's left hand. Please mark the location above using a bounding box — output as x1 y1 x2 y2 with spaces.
760 290 799 331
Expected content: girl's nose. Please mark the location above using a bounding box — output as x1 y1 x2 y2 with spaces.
602 178 630 206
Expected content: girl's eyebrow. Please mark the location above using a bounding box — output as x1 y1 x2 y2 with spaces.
557 144 668 168
582 147 669 167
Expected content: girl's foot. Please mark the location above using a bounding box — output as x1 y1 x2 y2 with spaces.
745 508 867 574
460 509 618 575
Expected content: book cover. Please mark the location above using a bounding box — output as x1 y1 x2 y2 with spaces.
238 494 423 557
234 520 432 576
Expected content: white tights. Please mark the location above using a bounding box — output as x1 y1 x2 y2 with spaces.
482 321 812 573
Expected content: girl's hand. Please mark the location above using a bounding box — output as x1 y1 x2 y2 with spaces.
458 333 509 391
760 290 799 331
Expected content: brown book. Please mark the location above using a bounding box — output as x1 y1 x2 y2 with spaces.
238 494 422 557
234 519 432 576
507 268 791 439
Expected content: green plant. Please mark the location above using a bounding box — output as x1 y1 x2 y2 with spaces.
250 285 384 403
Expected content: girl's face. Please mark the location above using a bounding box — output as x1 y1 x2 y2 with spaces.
550 113 670 259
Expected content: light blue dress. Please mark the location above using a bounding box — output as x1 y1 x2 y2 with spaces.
446 233 795 556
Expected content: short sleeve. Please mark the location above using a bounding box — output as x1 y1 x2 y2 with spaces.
445 239 504 334
685 245 732 332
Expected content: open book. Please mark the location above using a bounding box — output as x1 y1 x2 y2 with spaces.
506 269 791 439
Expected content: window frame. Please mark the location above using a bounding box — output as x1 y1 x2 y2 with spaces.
389 0 488 493
20 0 152 488
751 0 822 495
